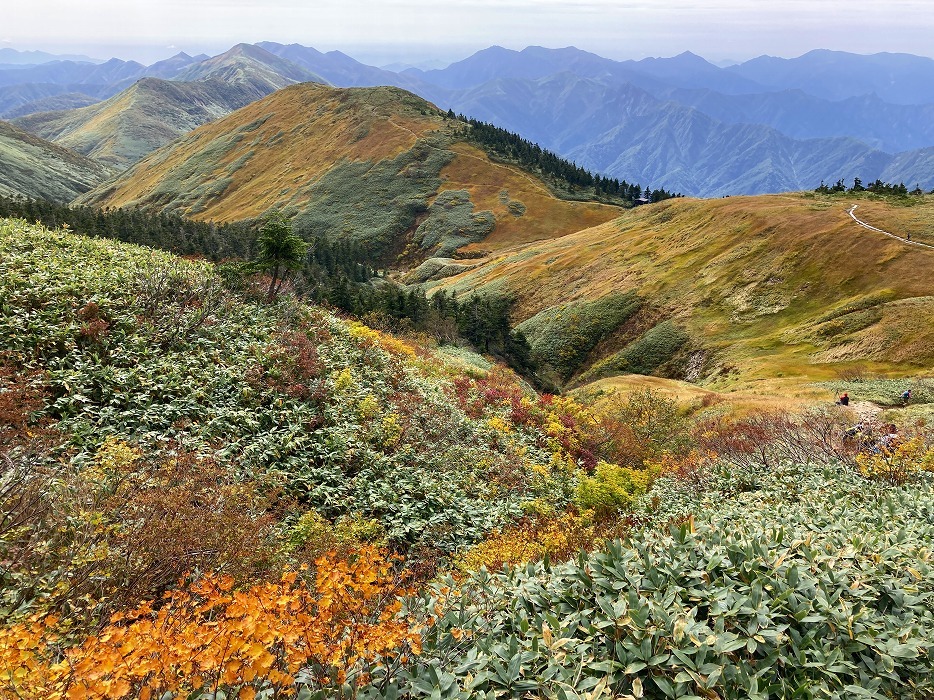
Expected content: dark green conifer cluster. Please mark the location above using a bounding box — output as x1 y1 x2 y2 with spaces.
815 178 929 196
447 112 681 204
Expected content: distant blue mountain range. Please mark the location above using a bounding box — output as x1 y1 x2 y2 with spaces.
4 42 934 196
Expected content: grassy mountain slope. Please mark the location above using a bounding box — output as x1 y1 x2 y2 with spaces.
0 218 576 558
77 82 620 257
6 221 934 700
2 91 100 119
0 120 110 200
431 193 934 386
13 77 264 170
172 43 324 98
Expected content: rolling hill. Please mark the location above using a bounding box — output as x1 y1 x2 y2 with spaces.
13 77 266 170
425 192 934 388
0 120 110 200
76 82 621 258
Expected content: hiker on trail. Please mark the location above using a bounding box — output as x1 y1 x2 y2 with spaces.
907 233 911 242
901 389 912 405
837 392 849 406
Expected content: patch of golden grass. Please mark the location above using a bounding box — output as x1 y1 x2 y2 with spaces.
438 143 621 251
437 193 934 389
572 374 819 416
842 195 934 246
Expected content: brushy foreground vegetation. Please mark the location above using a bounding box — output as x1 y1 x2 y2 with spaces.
397 461 934 700
2 219 934 698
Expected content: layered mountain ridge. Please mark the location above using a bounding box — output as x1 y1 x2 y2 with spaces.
6 42 934 198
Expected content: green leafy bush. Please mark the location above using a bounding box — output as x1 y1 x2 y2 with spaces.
583 319 689 381
291 136 454 257
517 292 642 379
0 218 568 557
414 189 496 257
819 377 934 407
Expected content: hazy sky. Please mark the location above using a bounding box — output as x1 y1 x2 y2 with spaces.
5 0 933 66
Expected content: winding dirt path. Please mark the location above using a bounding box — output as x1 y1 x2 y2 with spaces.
847 204 934 250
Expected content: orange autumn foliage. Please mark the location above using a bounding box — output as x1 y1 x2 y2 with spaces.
0 547 420 699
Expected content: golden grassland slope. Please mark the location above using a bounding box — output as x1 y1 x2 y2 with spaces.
432 193 934 385
76 83 434 219
76 82 620 249
437 142 617 252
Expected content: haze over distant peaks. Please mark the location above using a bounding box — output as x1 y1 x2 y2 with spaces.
726 49 934 104
0 47 103 65
172 43 325 97
5 41 934 198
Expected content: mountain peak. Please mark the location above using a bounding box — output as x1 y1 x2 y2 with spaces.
674 50 708 63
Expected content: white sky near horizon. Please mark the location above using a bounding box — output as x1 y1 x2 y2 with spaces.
3 0 933 67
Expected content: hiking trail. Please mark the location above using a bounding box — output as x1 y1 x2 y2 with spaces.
847 205 934 250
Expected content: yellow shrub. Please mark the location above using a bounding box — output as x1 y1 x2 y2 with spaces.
855 437 934 485
287 511 387 558
575 461 656 516
347 321 416 358
95 437 142 472
487 415 513 434
380 413 403 448
357 394 380 421
456 510 603 573
333 367 355 392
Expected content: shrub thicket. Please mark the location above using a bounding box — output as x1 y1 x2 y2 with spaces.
397 461 934 699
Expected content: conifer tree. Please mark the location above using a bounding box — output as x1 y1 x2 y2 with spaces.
251 212 310 301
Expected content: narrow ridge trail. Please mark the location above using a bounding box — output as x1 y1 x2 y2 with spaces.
847 204 934 250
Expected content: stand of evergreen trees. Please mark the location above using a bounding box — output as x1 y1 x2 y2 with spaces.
0 195 253 260
447 111 681 205
815 178 930 196
0 195 535 374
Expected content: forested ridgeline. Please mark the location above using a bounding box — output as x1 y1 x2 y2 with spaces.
816 177 931 196
449 112 682 204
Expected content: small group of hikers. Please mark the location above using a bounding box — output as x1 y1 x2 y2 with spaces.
836 388 913 453
837 389 912 407
843 421 900 453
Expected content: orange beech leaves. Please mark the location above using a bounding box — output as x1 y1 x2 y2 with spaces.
0 546 420 699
